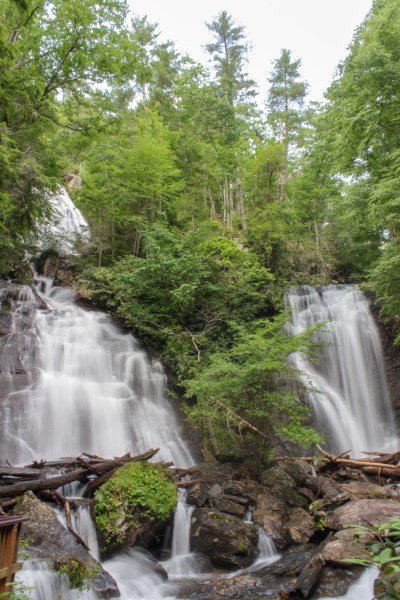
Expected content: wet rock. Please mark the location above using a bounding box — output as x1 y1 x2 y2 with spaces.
223 479 264 504
12 492 120 599
0 312 12 335
186 481 208 507
326 499 400 530
260 464 308 507
278 460 315 485
306 475 342 499
338 480 400 501
210 497 246 519
42 256 60 278
312 565 363 598
177 544 317 600
286 507 316 544
190 508 258 569
322 529 373 564
208 483 223 498
252 491 290 549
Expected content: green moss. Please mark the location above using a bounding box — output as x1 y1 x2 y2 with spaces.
55 559 99 591
237 539 248 553
94 461 177 548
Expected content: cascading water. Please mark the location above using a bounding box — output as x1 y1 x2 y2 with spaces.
2 279 194 466
0 188 196 599
285 285 398 456
161 491 204 578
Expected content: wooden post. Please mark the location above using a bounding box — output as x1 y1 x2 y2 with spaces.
0 516 26 597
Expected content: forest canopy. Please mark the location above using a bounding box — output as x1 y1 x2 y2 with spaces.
1 0 398 456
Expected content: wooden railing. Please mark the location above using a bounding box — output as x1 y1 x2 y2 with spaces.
0 516 25 597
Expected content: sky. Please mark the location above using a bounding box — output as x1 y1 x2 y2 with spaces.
128 0 373 104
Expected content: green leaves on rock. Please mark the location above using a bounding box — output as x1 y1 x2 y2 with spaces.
94 462 177 551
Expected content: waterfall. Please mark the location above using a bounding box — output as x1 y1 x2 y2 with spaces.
2 280 194 467
38 187 90 254
0 188 197 599
2 191 391 600
285 285 398 456
162 490 201 578
319 568 378 600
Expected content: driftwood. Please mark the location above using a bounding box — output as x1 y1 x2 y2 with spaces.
285 534 333 599
279 446 400 480
0 448 160 499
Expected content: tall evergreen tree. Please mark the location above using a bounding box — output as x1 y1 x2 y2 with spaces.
267 48 309 151
205 11 256 106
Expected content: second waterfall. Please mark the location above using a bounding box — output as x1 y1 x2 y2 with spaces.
285 284 398 456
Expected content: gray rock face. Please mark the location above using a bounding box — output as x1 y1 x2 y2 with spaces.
253 491 291 549
260 463 308 507
186 481 208 507
286 507 316 544
326 499 400 530
190 508 258 569
12 492 120 599
322 529 372 564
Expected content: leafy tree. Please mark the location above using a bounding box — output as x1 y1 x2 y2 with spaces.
0 0 139 277
185 315 323 458
320 0 400 334
75 109 184 261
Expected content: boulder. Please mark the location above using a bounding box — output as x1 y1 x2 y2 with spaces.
210 497 246 518
322 529 373 564
186 481 208 507
253 492 290 549
223 479 264 504
338 480 400 501
190 508 258 569
260 464 308 507
177 544 317 600
312 565 363 599
12 492 120 599
286 507 316 544
326 499 400 530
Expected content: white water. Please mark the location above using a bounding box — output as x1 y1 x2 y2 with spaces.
162 491 202 578
249 528 280 571
38 187 90 254
286 285 398 456
3 281 194 467
18 560 98 600
319 567 378 600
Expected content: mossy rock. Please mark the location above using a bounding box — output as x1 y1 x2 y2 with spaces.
94 461 177 556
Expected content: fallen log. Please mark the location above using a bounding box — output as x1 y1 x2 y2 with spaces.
0 467 88 498
0 468 42 478
277 447 400 480
285 534 333 598
0 448 160 498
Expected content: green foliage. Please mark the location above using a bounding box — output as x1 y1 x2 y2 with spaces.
55 559 99 592
0 582 34 600
185 314 323 452
318 0 400 331
368 238 400 344
0 0 141 278
94 462 177 548
345 519 400 599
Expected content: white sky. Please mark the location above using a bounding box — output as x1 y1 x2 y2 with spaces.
128 0 373 104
